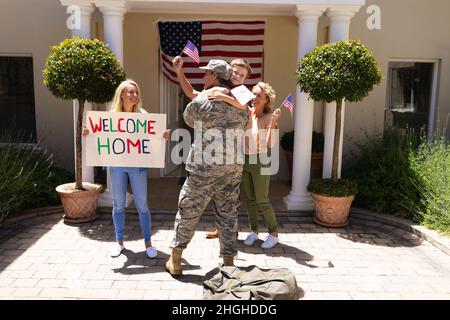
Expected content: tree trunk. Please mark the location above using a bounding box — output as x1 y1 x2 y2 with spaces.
331 98 342 184
75 99 84 190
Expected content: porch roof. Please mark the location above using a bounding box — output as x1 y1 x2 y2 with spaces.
92 0 366 15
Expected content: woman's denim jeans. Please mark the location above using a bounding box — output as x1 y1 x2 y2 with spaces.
110 167 152 243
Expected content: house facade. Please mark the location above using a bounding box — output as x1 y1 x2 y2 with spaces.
1 0 449 210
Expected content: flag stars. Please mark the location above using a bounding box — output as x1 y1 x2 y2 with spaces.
158 21 202 56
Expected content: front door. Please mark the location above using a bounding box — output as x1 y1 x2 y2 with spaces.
160 72 183 176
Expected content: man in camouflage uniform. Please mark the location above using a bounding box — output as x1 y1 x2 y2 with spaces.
166 60 248 276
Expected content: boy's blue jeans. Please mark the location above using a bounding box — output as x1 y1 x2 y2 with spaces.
110 167 152 243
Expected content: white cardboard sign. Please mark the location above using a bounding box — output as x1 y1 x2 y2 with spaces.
84 111 167 168
230 85 256 106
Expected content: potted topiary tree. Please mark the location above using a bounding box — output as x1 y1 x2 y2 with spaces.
296 39 382 227
43 37 126 223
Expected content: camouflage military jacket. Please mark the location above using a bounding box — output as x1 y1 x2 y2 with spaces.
183 90 249 176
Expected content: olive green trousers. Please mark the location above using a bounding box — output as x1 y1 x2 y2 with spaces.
241 155 278 234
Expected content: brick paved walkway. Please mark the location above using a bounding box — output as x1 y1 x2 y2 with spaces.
1 212 450 300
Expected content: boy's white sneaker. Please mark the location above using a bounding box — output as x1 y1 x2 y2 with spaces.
146 246 157 259
261 234 279 249
110 244 125 258
243 232 259 246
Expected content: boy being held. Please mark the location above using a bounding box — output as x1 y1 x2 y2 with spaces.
172 56 252 110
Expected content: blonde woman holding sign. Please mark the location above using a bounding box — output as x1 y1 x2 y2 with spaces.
83 79 169 258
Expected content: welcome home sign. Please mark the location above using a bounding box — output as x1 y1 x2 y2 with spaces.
84 111 167 168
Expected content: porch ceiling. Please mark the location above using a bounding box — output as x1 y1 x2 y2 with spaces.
126 0 366 15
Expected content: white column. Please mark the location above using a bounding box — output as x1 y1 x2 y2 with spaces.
284 6 325 211
61 1 95 183
95 1 131 207
322 7 360 179
96 1 126 65
64 1 94 38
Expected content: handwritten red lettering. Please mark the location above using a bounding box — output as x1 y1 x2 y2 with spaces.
118 118 125 132
89 117 103 133
126 139 141 154
147 120 156 135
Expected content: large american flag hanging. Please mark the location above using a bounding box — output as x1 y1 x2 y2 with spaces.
158 20 265 88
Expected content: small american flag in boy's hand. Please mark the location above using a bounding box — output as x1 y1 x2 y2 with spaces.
282 94 294 116
181 40 200 64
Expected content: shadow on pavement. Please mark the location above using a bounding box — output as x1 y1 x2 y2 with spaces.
237 240 318 269
77 214 158 242
111 248 202 276
336 224 425 248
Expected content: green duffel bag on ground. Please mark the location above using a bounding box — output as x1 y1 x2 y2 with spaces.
203 265 301 300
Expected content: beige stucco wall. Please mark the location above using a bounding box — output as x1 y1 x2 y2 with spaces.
346 0 450 162
0 0 73 170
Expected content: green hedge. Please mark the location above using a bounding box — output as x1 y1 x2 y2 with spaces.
345 127 449 235
405 135 450 235
345 128 419 218
0 134 73 224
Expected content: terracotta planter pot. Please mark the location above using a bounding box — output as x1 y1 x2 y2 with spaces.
56 182 102 224
310 192 355 228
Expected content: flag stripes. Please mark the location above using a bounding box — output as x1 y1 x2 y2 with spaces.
158 20 265 88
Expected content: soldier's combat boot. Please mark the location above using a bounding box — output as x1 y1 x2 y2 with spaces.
223 255 234 266
165 248 183 276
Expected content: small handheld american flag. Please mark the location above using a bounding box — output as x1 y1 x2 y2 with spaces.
181 40 200 64
282 94 294 116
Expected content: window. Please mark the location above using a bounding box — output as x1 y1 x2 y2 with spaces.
0 56 36 142
385 61 439 139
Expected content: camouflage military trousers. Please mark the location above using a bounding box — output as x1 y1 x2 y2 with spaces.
171 169 242 257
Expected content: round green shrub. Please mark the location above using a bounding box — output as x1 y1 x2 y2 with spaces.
296 39 381 191
296 40 382 104
43 37 126 103
43 37 126 189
